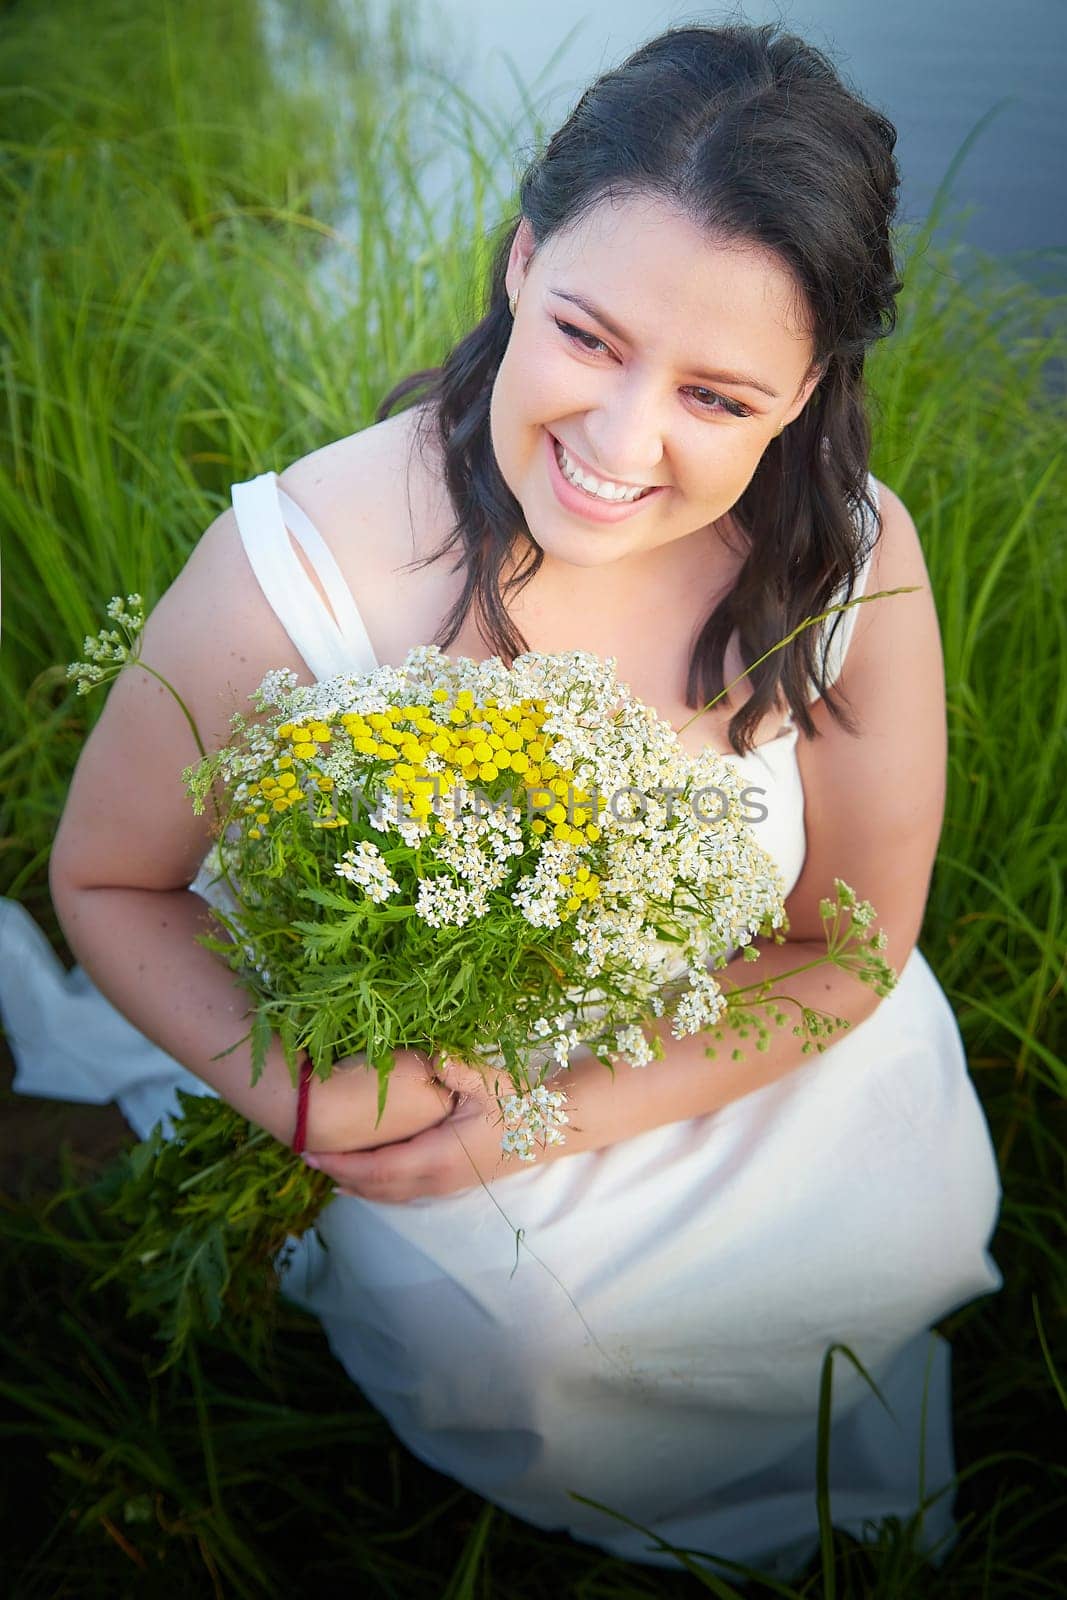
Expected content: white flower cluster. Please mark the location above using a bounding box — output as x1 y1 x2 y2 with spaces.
66 593 144 693
252 666 299 708
670 965 729 1038
428 796 526 895
613 1023 657 1068
399 789 527 927
414 877 480 928
511 837 578 928
499 1084 570 1162
367 794 425 849
334 841 399 903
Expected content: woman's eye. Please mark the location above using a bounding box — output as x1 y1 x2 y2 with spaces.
555 318 607 354
553 318 751 418
690 387 752 419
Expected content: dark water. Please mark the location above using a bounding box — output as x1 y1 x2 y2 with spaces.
386 0 1065 286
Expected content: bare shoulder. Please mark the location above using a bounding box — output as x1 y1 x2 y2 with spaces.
277 403 436 550
161 408 434 744
862 477 929 610
821 474 945 754
273 403 452 665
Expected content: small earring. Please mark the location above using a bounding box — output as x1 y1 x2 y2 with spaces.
774 423 785 436
508 290 519 316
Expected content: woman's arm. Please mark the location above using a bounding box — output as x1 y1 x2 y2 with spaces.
48 502 450 1153
49 879 453 1151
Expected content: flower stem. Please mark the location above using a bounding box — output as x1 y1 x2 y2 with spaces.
673 585 919 737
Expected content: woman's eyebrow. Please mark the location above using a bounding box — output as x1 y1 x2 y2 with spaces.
548 288 782 400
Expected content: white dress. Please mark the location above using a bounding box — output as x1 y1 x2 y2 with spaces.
0 469 1004 1583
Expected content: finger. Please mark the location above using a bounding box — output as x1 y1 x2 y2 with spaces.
309 1121 452 1192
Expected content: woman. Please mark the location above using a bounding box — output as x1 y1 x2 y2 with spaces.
2 21 1002 1583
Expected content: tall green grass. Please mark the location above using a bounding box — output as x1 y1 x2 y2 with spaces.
1 0 1064 1593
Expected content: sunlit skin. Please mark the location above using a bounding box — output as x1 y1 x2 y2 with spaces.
490 192 826 600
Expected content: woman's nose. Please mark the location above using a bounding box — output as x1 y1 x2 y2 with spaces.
584 390 665 484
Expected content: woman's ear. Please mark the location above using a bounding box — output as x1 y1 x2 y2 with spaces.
781 358 827 428
505 217 536 303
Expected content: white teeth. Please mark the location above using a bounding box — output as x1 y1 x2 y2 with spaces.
555 441 649 502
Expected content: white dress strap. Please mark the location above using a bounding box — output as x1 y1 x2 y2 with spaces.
809 471 881 702
231 470 380 681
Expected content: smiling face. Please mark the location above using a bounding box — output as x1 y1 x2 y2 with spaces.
489 192 824 581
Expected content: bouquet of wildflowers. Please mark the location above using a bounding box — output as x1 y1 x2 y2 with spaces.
67 597 895 1361
182 642 893 1161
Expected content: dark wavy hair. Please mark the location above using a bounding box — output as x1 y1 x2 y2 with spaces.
375 20 904 755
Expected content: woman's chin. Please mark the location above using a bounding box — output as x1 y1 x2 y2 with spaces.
533 536 628 570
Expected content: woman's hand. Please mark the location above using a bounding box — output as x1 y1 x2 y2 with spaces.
302 1055 533 1202
304 1046 459 1153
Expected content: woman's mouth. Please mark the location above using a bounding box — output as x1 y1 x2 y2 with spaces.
545 431 665 524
